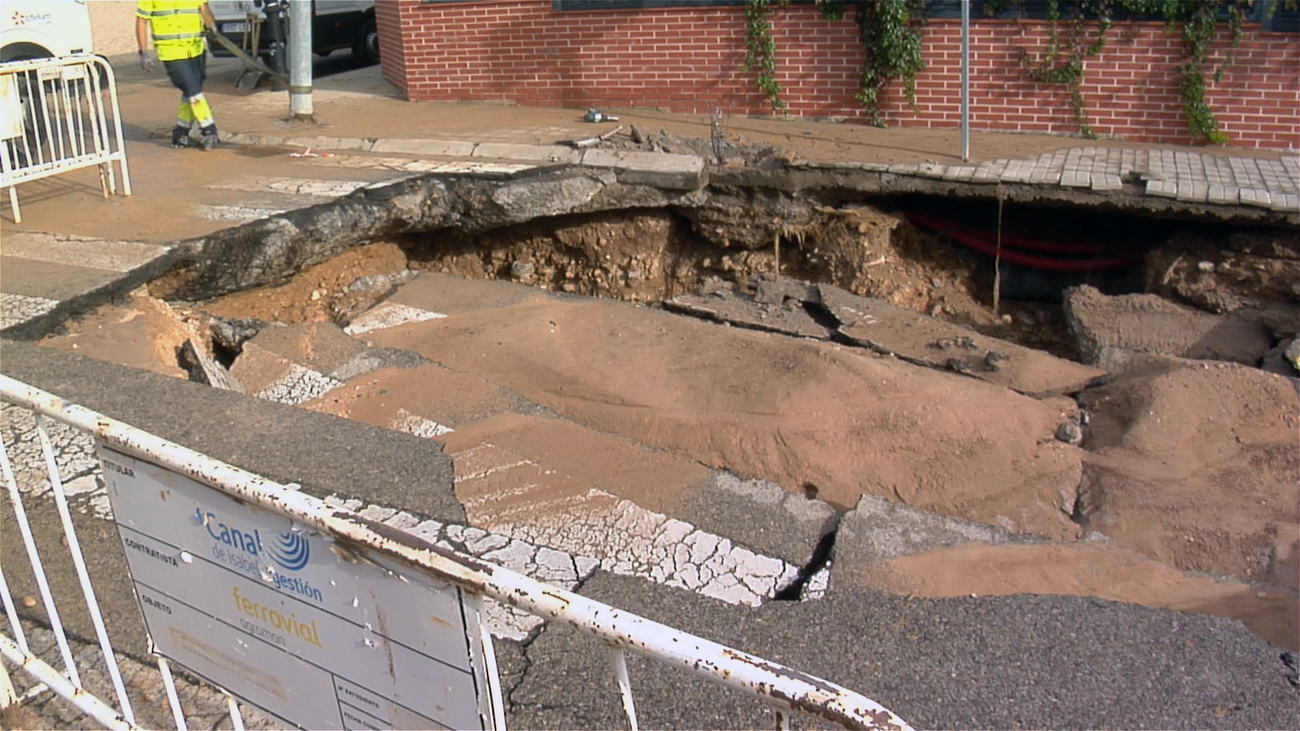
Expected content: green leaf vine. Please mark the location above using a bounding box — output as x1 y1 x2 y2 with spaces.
1011 0 1113 139
743 0 790 112
852 0 927 125
992 0 1254 144
743 0 927 125
745 0 1271 143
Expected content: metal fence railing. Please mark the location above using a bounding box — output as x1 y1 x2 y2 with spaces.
0 374 912 731
0 54 132 223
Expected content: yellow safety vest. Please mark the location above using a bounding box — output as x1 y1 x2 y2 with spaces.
137 1 207 62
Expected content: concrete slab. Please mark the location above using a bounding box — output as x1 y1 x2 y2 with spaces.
579 148 706 190
1175 180 1208 201
280 136 374 152
819 284 1105 396
970 159 1007 182
681 472 838 569
0 256 135 301
664 291 829 340
1207 183 1240 205
381 272 546 318
1091 174 1123 191
208 176 374 197
193 203 288 222
1063 285 1273 366
916 162 947 179
1146 179 1178 197
371 138 477 157
0 232 170 273
1028 152 1056 184
1272 193 1300 212
1241 188 1274 207
472 142 580 164
437 413 804 604
940 165 975 181
0 340 465 523
1061 170 1091 187
833 494 1040 569
0 235 178 340
0 293 59 330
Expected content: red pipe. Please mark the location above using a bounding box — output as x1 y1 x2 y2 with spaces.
903 212 1142 271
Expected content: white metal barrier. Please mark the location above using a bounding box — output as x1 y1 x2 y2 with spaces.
0 375 912 731
0 55 132 223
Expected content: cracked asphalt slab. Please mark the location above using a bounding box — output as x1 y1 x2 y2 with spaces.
511 572 1299 730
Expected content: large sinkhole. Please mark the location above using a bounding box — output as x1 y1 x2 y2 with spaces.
150 165 1300 366
56 165 1298 653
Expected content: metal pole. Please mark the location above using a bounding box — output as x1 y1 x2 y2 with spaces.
288 0 314 120
960 0 970 162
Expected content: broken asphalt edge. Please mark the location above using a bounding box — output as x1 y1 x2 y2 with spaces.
0 245 182 342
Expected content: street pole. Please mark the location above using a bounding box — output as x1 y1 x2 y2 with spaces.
288 0 314 120
960 0 970 162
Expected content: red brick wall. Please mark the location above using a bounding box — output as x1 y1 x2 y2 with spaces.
382 1 1300 150
375 0 408 94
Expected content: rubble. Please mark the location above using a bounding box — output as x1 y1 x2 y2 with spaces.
1063 284 1273 368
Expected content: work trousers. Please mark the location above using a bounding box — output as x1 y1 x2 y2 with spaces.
163 53 215 131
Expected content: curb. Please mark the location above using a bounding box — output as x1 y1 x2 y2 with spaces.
221 132 709 190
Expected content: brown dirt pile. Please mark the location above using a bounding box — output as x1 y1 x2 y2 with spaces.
1077 355 1300 583
365 295 1087 541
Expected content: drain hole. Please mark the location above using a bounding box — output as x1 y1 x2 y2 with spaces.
773 521 837 601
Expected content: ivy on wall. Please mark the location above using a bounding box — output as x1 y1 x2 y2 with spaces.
994 0 1252 144
744 0 925 125
743 0 1286 143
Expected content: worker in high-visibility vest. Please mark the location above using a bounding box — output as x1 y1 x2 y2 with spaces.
135 0 220 150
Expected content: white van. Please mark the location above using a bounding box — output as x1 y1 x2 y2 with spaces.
0 0 95 62
210 0 377 65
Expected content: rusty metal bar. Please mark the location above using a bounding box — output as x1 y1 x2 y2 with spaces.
0 634 134 730
34 415 136 724
157 658 188 731
610 648 638 731
0 375 912 731
0 425 83 687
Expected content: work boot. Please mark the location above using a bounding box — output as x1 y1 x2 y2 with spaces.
170 127 191 149
199 127 220 151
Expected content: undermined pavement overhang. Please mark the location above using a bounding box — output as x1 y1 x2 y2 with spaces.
149 163 1300 304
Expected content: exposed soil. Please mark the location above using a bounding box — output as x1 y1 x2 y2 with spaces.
407 203 1084 357
190 242 410 326
42 198 1299 653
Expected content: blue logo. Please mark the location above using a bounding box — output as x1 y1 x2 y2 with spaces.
200 510 310 572
266 530 310 571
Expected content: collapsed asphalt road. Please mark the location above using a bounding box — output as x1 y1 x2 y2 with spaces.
4 284 1298 730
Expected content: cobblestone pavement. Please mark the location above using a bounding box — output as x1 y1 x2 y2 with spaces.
3 619 281 730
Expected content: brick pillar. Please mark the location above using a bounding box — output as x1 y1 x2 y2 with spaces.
376 0 410 98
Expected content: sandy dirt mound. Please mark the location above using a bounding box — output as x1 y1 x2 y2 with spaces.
851 542 1298 651
38 288 210 379
1077 355 1300 582
365 296 1086 540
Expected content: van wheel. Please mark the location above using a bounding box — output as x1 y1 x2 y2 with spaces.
353 18 379 65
